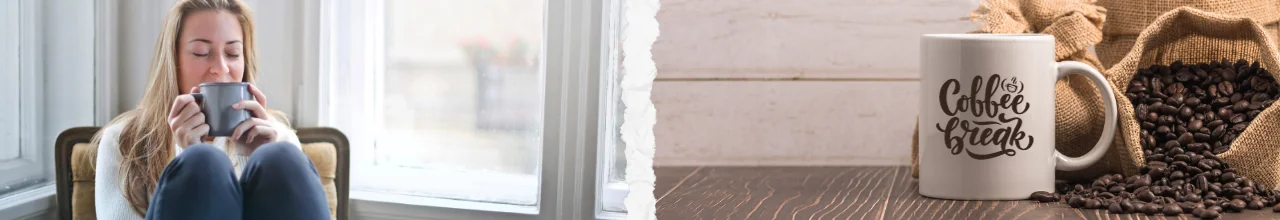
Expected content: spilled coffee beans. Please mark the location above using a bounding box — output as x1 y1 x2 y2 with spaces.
1027 60 1280 219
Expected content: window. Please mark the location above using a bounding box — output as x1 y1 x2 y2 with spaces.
317 0 623 218
0 0 47 200
599 0 628 214
368 0 545 206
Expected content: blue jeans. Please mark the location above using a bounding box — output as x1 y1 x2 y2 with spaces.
144 142 331 220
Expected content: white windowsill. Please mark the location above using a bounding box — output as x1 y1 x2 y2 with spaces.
351 190 537 215
0 184 54 219
352 190 630 220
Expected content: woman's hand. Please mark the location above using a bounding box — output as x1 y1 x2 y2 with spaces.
232 84 278 154
169 87 209 147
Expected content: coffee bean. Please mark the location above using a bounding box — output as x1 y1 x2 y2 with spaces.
1195 175 1210 190
1110 185 1125 194
1187 193 1203 203
1232 123 1248 133
1188 97 1203 106
1189 142 1209 152
1213 97 1232 108
1030 191 1055 202
1108 202 1125 214
1201 208 1220 219
1253 93 1271 103
1179 202 1197 213
1144 203 1161 215
1207 120 1225 130
1227 199 1246 212
1162 203 1182 216
1069 196 1086 208
1092 179 1109 188
1139 190 1157 202
1178 69 1196 82
1225 189 1242 199
1198 160 1214 171
1188 166 1204 175
1085 199 1102 209
1193 207 1206 216
1149 167 1168 179
1249 199 1266 210
1196 137 1215 149
1135 177 1152 188
1174 154 1192 163
1173 161 1190 170
1149 161 1168 168
1099 192 1116 199
1177 133 1195 144
1211 126 1227 139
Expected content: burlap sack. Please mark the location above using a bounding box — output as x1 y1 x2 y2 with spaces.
1096 0 1280 69
1105 7 1280 189
911 0 1109 179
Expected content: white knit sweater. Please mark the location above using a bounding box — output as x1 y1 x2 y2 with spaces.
94 120 301 220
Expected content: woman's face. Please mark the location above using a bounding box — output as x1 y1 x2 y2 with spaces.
176 10 244 94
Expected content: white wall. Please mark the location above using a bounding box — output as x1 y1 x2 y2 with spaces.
44 0 96 150
109 0 306 125
652 0 979 166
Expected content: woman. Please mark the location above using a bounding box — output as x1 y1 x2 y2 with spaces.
93 0 330 219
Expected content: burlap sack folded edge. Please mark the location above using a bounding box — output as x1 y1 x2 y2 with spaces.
1104 6 1280 189
912 0 1107 179
1097 0 1280 69
1098 0 1280 36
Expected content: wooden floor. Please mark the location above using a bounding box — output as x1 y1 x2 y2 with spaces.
655 166 1280 220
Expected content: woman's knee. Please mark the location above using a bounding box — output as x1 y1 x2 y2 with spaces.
164 144 235 180
175 144 232 168
248 142 311 170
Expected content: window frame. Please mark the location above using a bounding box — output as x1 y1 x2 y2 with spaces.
0 0 46 197
0 0 62 218
311 0 612 219
596 0 628 216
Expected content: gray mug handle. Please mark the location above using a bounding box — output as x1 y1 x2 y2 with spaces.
190 93 203 105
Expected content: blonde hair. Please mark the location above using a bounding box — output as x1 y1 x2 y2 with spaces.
91 0 261 215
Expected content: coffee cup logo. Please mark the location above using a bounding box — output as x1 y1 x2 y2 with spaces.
935 74 1035 160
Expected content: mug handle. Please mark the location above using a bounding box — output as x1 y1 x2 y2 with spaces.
1053 61 1118 171
190 93 203 105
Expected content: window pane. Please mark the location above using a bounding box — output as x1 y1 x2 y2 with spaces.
602 0 627 213
0 0 19 162
372 0 544 206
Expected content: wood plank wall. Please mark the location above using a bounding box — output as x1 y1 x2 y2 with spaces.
653 0 980 166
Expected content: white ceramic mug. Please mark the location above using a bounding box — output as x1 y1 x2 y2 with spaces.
917 34 1118 200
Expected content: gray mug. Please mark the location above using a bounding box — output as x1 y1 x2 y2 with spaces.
190 82 252 137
